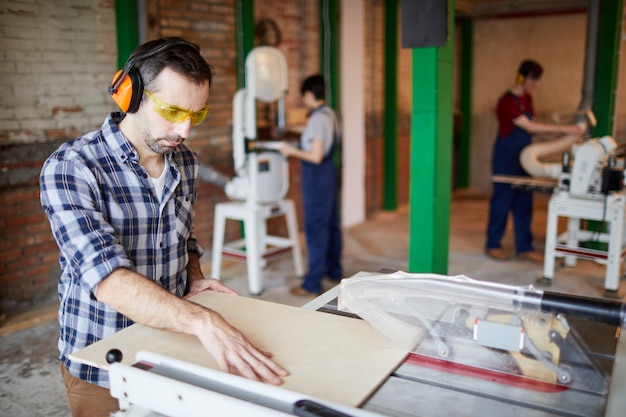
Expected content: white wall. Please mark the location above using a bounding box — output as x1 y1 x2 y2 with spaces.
469 12 616 193
340 0 366 226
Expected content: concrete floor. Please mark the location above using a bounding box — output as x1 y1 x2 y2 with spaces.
1 191 624 417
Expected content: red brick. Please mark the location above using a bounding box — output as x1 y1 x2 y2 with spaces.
0 248 23 263
22 241 59 257
3 255 41 273
27 222 54 236
0 235 35 250
42 252 61 264
24 264 52 277
6 213 45 227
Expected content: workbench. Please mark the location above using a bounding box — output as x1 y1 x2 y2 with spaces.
304 279 626 417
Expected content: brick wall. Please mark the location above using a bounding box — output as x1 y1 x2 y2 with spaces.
0 0 404 318
0 0 118 316
363 0 412 213
0 0 335 318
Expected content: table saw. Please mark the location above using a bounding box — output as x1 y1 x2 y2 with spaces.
305 273 626 417
104 272 626 417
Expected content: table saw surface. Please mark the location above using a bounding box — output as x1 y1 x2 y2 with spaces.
304 282 626 417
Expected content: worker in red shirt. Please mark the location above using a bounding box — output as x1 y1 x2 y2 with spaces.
485 60 583 263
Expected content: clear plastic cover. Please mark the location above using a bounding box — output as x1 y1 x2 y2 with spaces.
338 272 609 394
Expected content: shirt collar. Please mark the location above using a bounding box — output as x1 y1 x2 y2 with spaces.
101 112 140 164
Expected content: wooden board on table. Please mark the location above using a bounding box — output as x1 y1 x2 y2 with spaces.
70 291 407 407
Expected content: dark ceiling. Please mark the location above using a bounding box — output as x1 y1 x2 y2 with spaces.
455 0 589 18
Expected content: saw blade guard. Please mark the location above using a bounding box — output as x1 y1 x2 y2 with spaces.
338 272 610 394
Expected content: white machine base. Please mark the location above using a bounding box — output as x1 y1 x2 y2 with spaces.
542 190 626 295
211 199 304 295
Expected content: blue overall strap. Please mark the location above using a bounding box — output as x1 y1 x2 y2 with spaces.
308 106 338 163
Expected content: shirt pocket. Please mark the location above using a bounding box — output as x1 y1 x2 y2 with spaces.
173 192 194 240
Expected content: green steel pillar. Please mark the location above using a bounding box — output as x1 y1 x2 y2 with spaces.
593 0 623 136
383 0 399 210
319 0 340 111
583 0 623 251
319 0 342 177
456 18 473 189
235 0 255 90
235 0 255 238
114 0 140 67
407 5 455 274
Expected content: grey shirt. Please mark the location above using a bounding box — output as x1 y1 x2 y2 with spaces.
300 107 339 157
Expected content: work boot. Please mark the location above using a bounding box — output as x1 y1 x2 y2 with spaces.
486 248 509 260
517 251 544 263
290 286 320 297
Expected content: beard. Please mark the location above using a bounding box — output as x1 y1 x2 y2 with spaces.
133 113 186 154
145 134 185 154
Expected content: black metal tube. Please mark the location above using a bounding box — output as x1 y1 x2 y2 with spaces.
577 0 600 113
540 291 624 327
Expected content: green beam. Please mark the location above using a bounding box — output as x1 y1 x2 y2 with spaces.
383 0 399 210
235 0 255 89
319 0 341 111
114 0 140 68
407 3 455 274
319 0 342 174
456 18 473 189
593 0 623 136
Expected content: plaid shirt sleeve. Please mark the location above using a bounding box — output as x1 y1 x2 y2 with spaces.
40 141 135 295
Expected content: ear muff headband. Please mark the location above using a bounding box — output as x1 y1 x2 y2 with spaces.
108 39 198 113
516 74 525 84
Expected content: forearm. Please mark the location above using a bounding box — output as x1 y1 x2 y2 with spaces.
288 147 323 164
525 121 572 134
96 267 211 336
280 140 324 164
96 267 287 384
514 116 581 135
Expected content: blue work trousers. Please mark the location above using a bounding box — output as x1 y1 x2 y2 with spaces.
486 125 534 253
486 183 534 253
300 158 342 293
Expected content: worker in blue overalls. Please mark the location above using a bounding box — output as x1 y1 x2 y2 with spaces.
279 74 342 296
485 60 583 263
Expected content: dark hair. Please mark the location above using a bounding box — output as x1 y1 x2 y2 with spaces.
130 37 214 91
301 75 326 100
518 60 543 80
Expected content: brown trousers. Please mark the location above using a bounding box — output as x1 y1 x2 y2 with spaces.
59 362 120 417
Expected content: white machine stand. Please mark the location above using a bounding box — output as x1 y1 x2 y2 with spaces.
211 47 304 295
542 190 626 297
212 199 303 295
540 136 625 297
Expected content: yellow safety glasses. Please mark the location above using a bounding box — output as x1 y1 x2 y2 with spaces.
143 90 211 125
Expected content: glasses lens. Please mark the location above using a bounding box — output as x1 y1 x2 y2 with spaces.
190 108 209 125
157 106 186 123
145 90 209 125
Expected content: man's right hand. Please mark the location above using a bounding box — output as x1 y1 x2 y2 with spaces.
194 309 289 385
564 124 585 136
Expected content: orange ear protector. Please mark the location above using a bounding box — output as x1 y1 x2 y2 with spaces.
516 74 525 84
109 67 143 113
108 38 198 113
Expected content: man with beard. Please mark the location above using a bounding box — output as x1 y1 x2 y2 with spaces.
40 38 288 417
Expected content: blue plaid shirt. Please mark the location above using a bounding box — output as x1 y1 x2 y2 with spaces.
40 113 203 388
